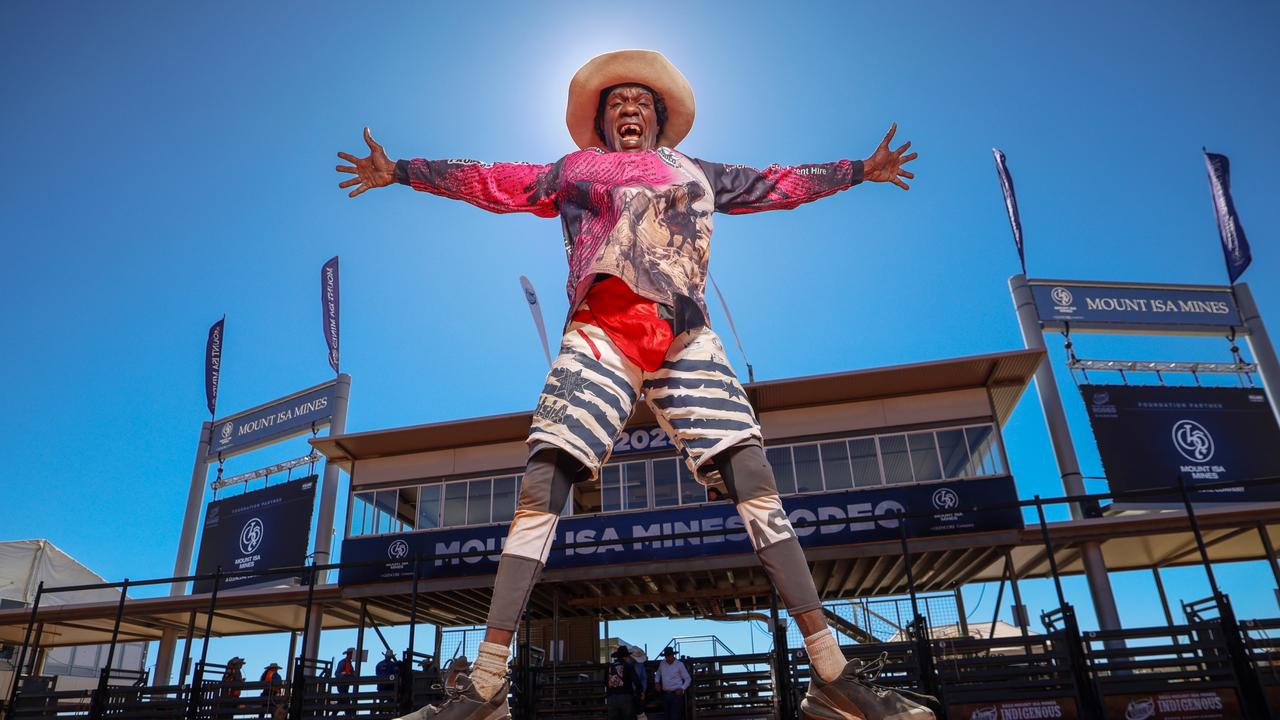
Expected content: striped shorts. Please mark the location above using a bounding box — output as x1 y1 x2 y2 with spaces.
529 316 761 483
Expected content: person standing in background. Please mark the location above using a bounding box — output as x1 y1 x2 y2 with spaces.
654 648 691 720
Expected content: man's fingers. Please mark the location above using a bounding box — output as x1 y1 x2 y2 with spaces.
900 152 919 164
879 122 898 149
898 170 915 180
892 178 910 191
348 184 371 198
339 177 362 189
338 151 360 164
895 141 911 155
336 165 358 174
364 127 383 152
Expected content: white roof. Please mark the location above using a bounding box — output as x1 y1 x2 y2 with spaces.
0 539 122 608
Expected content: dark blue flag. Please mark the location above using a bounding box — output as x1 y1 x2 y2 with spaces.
1203 151 1252 283
321 256 340 374
992 149 1026 274
205 317 224 416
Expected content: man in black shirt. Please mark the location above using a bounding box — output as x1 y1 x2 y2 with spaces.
606 646 644 720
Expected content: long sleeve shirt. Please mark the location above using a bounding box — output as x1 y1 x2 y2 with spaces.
395 147 862 328
655 659 691 692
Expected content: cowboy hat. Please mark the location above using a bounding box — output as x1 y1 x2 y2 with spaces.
228 656 245 665
264 662 281 669
566 50 694 150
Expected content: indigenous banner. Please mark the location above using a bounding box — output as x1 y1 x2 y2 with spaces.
992 148 1026 274
950 698 1079 720
1203 151 1251 283
1101 688 1240 720
1028 280 1240 332
339 475 1024 585
194 476 317 592
204 318 224 416
208 381 337 459
1080 384 1280 503
321 256 340 374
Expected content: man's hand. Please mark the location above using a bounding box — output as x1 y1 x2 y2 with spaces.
862 123 917 191
337 128 396 198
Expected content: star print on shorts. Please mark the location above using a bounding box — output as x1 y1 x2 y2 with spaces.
551 368 589 400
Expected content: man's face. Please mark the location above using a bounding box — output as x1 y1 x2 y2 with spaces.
664 655 674 664
601 85 659 152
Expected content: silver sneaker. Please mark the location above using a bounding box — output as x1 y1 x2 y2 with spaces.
394 676 510 720
801 653 936 720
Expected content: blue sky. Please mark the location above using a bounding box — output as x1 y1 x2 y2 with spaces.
3 1 1279 674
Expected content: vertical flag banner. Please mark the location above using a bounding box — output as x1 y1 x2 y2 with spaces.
519 275 553 367
992 148 1026 274
321 256 340 374
205 317 224 416
1203 151 1252 283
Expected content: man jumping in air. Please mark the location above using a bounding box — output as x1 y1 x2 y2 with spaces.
338 50 927 720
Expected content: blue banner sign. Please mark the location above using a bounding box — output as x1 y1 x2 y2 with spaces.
209 382 336 459
1081 384 1280 504
339 475 1024 586
1029 281 1240 331
194 476 317 592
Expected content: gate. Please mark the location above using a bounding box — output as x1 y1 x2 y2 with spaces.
1239 618 1280 716
1083 623 1243 720
687 652 776 720
934 632 1082 720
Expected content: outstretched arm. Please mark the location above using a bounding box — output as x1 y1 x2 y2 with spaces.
694 123 917 215
337 128 560 217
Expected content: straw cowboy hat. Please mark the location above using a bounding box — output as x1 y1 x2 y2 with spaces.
566 50 695 150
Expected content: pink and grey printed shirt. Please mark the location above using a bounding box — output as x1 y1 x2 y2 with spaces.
395 147 862 326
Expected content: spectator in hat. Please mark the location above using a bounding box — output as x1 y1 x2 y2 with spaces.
333 647 357 717
219 657 245 718
376 650 398 694
445 656 471 691
624 646 648 719
260 662 284 717
606 645 644 720
654 647 691 720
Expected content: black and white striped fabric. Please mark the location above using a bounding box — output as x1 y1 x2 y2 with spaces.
529 316 760 484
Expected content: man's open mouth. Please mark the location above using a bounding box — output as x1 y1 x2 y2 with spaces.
617 123 644 139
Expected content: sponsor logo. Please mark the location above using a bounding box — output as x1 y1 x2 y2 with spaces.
239 518 264 555
1172 419 1214 462
1050 286 1075 312
932 488 960 510
220 422 234 442
656 147 679 167
1125 697 1155 720
388 539 410 560
524 287 537 305
970 707 997 720
1092 391 1110 406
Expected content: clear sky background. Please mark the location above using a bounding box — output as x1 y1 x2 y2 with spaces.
3 1 1279 675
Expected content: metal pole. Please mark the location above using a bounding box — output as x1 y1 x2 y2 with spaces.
1152 568 1175 627
1177 478 1224 605
291 565 318 720
408 556 420 658
953 587 969 640
987 567 1007 641
769 589 791 720
178 611 196 687
1234 282 1280 427
101 579 131 680
286 632 298 684
185 569 220 720
356 601 367 674
896 511 922 624
1033 497 1068 610
158 421 213 685
1010 274 1123 633
7 582 43 710
311 373 351 574
1257 523 1280 611
1004 551 1029 640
